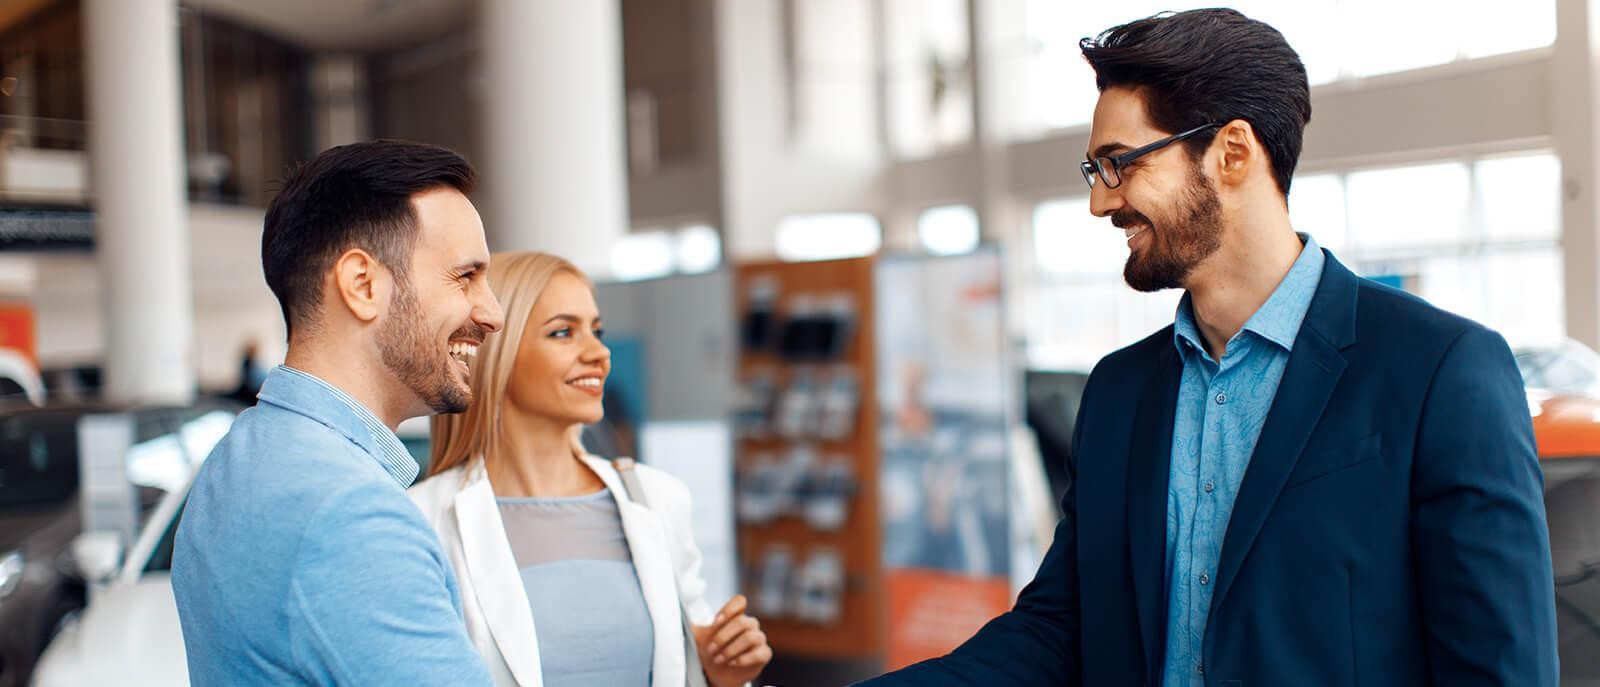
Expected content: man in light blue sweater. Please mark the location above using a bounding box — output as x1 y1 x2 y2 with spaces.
173 140 505 685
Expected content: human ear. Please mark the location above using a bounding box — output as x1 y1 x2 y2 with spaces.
331 249 387 323
1214 119 1259 187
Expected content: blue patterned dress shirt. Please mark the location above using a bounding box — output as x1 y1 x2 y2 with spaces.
1161 235 1325 687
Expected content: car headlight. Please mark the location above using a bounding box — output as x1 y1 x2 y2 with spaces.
0 550 22 599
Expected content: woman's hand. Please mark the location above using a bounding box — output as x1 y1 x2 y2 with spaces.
691 594 772 687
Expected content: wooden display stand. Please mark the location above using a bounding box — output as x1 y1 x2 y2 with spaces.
733 257 885 662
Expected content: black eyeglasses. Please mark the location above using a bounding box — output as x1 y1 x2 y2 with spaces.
1080 123 1221 190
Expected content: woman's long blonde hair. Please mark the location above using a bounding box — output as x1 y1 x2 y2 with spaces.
428 251 590 477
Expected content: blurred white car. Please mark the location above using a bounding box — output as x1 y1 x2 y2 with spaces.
30 411 234 687
1515 338 1600 397
29 560 187 686
0 347 45 407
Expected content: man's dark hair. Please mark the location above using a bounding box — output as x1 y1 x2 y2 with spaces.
261 140 475 338
1081 9 1311 196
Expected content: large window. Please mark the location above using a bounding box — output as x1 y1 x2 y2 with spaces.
1292 151 1564 347
621 0 705 172
789 0 879 156
181 10 313 206
0 3 313 206
1023 151 1564 370
884 0 973 159
0 1 86 151
1006 0 1554 136
1026 197 1181 370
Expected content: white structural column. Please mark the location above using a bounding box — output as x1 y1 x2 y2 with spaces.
712 0 788 261
479 0 629 275
83 0 195 404
1555 0 1600 348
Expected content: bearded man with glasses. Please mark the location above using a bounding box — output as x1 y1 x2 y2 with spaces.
859 8 1557 687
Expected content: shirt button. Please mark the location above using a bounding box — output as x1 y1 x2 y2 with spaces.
1198 663 1205 675
1204 480 1216 493
1215 391 1228 405
1199 573 1210 585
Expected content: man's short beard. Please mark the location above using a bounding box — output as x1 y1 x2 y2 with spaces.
378 277 472 415
1122 162 1225 293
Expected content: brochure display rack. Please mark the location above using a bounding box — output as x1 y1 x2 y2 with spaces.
733 250 1014 671
733 256 882 660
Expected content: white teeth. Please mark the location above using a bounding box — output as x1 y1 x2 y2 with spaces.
448 342 479 369
569 377 602 389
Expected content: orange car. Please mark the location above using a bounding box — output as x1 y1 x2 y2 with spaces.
1531 391 1600 459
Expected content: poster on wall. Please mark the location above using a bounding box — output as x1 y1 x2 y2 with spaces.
875 248 1013 669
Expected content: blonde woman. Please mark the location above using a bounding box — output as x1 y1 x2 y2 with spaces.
409 252 771 687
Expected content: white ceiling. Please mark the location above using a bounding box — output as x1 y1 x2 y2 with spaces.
186 0 474 52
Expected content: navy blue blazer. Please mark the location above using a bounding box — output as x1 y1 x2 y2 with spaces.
860 252 1558 686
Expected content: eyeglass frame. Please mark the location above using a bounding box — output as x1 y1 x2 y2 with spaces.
1080 123 1223 190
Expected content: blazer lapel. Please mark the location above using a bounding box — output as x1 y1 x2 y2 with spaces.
1209 251 1358 620
454 474 546 687
589 457 690 687
1126 343 1182 680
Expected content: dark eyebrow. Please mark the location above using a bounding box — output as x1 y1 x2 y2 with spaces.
450 260 487 277
1090 142 1129 159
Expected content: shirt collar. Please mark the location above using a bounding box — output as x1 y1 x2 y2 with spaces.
258 366 420 487
1173 233 1326 357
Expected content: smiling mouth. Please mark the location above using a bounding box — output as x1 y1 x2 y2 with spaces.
566 376 604 393
447 341 479 371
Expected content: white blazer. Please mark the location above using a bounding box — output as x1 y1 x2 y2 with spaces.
409 455 715 687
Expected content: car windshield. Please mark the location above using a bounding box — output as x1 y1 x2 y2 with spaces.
0 401 238 573
126 409 235 574
0 401 241 511
136 486 185 574
0 409 83 508
1517 340 1600 397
